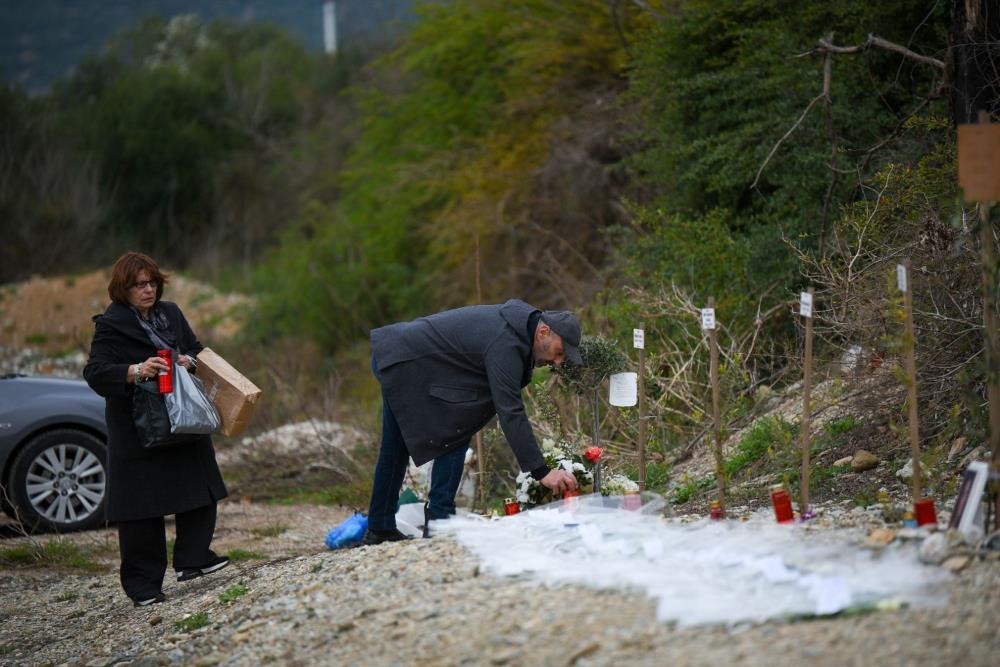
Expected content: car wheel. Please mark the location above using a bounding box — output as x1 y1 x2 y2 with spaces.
8 429 108 532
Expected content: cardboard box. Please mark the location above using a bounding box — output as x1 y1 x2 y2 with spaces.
196 347 262 437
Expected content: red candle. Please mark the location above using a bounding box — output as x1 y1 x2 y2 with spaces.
770 484 794 524
710 500 725 520
157 349 173 394
914 498 937 526
503 498 520 516
624 491 641 511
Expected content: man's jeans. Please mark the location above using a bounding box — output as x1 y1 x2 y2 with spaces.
368 355 470 532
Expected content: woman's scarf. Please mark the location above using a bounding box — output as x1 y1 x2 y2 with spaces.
129 302 178 348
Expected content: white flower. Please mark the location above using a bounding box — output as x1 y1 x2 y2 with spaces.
603 473 640 496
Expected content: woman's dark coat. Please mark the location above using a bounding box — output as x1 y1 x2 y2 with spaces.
83 300 227 522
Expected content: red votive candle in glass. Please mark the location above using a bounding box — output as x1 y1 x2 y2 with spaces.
157 349 173 394
914 498 937 526
710 500 725 520
624 491 641 511
770 484 794 524
503 498 520 516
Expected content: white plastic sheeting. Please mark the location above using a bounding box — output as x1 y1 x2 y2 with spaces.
436 494 950 627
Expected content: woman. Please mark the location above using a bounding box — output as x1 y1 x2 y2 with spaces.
84 252 229 607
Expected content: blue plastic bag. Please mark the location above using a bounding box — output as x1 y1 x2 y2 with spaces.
325 513 369 549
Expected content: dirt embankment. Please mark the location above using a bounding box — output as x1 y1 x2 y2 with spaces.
0 270 251 357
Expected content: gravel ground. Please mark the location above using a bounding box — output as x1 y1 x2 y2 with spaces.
1 501 999 667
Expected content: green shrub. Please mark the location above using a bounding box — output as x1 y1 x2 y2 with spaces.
219 584 250 604
250 524 288 539
174 612 210 633
672 475 715 505
227 549 267 562
725 416 797 478
0 540 102 571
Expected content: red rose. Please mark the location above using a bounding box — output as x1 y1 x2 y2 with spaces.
585 446 604 463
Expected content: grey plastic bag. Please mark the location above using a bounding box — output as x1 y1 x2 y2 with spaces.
164 363 221 435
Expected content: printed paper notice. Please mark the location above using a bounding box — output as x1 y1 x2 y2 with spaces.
633 328 645 349
609 372 638 407
896 264 907 293
701 308 716 331
800 292 813 318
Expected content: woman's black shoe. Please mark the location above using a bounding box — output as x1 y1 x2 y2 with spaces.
362 528 413 545
133 592 166 607
176 555 230 582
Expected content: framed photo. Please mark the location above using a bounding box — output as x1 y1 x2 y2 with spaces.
949 461 989 542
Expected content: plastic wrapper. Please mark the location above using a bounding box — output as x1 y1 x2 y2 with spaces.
437 493 950 627
165 364 222 435
326 513 369 549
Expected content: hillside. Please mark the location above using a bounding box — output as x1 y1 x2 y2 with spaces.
0 271 251 377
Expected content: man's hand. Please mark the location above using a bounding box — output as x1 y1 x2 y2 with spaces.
540 469 578 496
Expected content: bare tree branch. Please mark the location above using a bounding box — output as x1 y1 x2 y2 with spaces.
629 0 669 22
751 92 826 190
814 34 946 71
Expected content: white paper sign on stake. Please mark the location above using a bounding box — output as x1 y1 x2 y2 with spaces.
896 264 908 293
701 308 716 331
609 372 638 407
800 292 813 318
633 328 645 349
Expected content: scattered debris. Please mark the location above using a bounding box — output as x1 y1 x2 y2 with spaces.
865 528 896 547
918 532 950 565
942 555 971 573
851 450 879 472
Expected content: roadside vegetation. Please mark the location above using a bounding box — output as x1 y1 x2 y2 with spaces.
0 539 107 571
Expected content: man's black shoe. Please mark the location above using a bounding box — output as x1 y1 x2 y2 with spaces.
133 592 166 608
362 528 413 545
176 555 230 582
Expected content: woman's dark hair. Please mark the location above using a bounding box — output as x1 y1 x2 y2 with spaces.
107 252 169 305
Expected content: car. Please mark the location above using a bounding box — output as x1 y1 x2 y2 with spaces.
0 374 108 532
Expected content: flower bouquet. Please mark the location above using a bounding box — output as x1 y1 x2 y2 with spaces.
515 437 594 507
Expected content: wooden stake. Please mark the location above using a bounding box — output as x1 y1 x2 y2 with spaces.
959 110 1000 526
980 201 1000 529
901 259 922 501
474 232 486 510
637 324 647 491
799 288 814 515
707 297 726 513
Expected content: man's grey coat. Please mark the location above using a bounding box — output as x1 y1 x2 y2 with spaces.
371 299 545 472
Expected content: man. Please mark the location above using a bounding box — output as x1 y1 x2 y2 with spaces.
364 299 582 544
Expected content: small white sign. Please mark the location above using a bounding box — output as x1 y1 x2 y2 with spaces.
609 372 638 407
897 264 908 293
800 291 813 318
633 328 645 349
701 308 716 331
